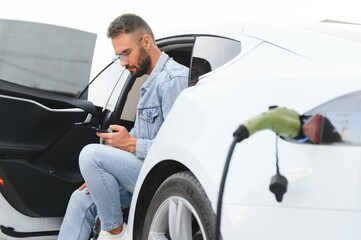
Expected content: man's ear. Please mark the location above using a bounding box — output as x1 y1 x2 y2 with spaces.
142 35 151 49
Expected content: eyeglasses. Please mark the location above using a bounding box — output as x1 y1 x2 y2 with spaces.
112 36 145 65
112 52 129 64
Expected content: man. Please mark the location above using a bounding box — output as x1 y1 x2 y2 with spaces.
58 13 189 240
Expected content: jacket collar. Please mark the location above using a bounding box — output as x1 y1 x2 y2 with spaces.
141 52 169 92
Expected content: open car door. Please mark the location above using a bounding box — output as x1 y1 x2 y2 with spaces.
0 79 101 218
0 19 104 238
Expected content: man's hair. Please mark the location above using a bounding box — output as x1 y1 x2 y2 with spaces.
107 13 155 40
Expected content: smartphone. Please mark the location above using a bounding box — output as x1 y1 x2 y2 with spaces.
87 126 110 133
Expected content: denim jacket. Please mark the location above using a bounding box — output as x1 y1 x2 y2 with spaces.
130 52 189 160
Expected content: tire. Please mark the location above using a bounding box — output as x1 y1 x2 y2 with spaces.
141 171 216 240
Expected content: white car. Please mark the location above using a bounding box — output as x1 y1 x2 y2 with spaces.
1 19 361 240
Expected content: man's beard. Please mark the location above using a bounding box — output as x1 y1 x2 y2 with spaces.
132 47 151 78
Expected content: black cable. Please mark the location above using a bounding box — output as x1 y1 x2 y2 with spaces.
215 126 249 240
215 137 238 240
275 134 279 174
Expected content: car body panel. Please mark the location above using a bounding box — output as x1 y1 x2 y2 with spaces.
242 22 361 62
129 67 361 239
138 66 361 202
0 194 60 240
221 205 361 239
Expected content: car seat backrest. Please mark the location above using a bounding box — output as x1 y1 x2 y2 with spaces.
189 57 212 86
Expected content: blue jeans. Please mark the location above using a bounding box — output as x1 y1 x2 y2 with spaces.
58 144 143 240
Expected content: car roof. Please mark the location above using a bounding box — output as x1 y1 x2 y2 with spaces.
243 21 361 62
157 20 361 64
157 20 361 44
290 20 361 44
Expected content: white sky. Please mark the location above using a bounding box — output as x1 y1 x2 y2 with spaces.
1 0 360 78
2 0 360 30
2 0 360 106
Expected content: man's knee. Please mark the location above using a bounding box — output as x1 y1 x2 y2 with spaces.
68 189 91 209
79 143 100 170
66 189 96 217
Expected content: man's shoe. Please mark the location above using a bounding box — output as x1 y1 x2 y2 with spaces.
98 223 128 240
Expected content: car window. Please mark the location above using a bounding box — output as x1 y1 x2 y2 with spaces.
190 36 241 85
119 74 147 121
0 19 96 98
93 63 129 111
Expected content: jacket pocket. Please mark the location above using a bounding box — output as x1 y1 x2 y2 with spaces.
138 106 162 139
139 107 159 123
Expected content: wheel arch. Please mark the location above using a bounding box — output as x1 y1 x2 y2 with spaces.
132 159 188 239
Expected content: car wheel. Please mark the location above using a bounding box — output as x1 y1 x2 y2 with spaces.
141 171 216 240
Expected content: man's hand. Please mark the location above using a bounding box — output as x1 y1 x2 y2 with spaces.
96 124 137 153
79 182 89 194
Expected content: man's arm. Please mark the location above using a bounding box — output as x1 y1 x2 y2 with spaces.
160 75 188 119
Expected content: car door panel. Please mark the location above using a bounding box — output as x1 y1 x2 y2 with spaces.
0 79 100 217
0 94 90 156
